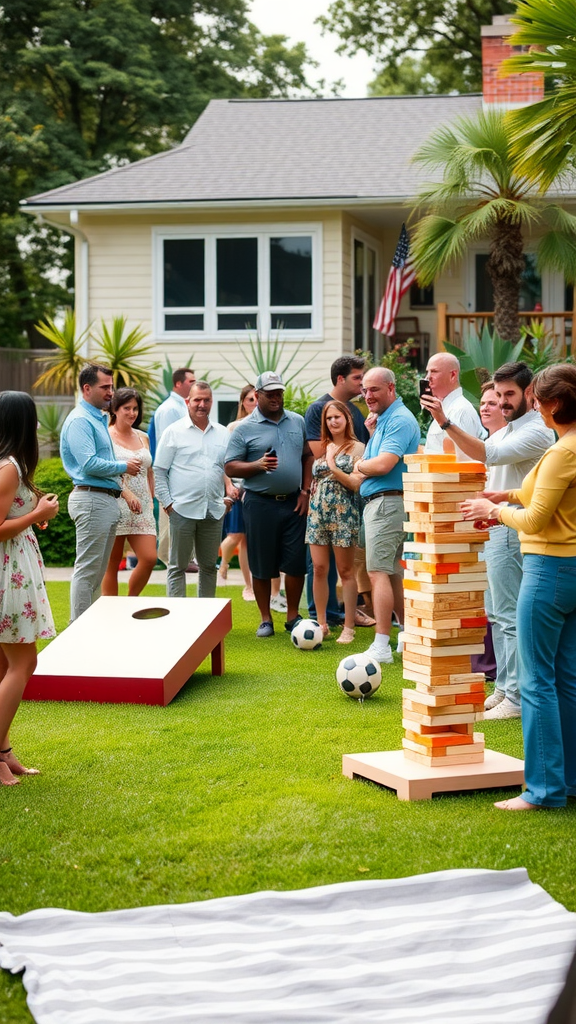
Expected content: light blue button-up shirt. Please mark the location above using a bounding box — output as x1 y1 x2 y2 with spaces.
60 399 126 489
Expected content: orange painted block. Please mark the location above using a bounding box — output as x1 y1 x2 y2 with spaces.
404 729 476 748
410 721 475 736
461 616 488 628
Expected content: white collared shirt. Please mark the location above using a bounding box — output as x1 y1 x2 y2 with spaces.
154 392 188 440
424 387 484 461
485 409 556 490
154 416 229 519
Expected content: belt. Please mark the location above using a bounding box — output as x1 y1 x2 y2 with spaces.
74 485 121 498
252 490 299 502
364 489 403 503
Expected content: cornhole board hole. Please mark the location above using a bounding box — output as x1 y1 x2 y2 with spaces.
24 596 232 706
342 748 524 801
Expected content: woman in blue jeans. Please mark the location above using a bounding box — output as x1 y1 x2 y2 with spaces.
462 364 576 810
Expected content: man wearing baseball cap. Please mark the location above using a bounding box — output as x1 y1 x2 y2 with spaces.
225 371 313 637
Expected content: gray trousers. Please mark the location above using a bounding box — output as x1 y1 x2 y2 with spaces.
484 524 523 705
68 489 120 621
167 510 223 598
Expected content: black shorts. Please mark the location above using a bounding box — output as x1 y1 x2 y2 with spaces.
243 490 307 579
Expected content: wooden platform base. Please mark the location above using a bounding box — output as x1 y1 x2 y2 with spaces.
25 596 232 706
342 747 524 801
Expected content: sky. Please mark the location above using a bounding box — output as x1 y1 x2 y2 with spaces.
249 0 376 98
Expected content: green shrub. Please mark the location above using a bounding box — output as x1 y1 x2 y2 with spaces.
34 458 75 566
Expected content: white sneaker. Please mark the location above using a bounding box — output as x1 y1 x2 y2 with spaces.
364 642 394 665
484 688 505 711
270 594 288 613
484 697 522 720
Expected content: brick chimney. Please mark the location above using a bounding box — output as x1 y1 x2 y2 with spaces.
481 15 544 108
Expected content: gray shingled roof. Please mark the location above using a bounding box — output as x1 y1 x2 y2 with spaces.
24 94 483 207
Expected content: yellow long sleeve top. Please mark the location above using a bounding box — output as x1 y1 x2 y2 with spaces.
499 433 576 556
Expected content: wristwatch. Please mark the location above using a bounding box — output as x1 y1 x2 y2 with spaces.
439 419 452 430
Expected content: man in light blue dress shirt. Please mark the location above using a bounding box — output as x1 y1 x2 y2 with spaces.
60 364 140 620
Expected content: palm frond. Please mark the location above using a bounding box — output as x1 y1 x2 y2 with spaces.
33 310 90 395
537 230 576 283
91 316 159 392
411 216 471 285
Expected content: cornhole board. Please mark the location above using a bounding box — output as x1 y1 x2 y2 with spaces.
24 596 232 706
342 748 524 801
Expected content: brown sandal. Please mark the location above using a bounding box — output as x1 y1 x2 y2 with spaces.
354 608 376 627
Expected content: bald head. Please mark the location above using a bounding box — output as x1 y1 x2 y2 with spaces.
426 353 460 400
362 366 397 415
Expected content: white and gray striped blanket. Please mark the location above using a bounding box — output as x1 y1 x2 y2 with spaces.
1 868 575 1024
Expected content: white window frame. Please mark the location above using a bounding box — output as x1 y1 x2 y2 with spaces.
464 242 561 313
153 222 323 341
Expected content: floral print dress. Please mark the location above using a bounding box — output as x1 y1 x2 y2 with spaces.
0 457 56 644
305 452 362 548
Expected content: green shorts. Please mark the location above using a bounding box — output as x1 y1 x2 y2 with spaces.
363 493 404 575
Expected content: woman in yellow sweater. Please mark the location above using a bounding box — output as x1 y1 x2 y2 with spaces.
462 364 576 811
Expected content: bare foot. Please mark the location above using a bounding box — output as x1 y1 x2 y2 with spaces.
0 749 40 776
494 796 540 811
0 762 19 786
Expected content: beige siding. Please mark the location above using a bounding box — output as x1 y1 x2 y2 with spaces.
73 208 346 396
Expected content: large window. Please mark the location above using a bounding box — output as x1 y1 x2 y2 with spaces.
155 226 320 337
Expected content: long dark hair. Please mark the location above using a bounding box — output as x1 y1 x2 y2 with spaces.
109 387 143 428
0 391 40 493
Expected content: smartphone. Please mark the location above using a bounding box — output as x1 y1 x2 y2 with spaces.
265 447 277 473
419 378 433 398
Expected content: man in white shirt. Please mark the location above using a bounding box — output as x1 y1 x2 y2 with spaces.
421 361 555 720
150 367 195 566
154 382 237 598
423 353 484 458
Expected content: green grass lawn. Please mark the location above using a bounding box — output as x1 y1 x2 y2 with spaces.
1 581 575 1022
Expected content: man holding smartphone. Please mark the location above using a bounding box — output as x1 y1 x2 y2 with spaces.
225 371 314 638
422 353 483 457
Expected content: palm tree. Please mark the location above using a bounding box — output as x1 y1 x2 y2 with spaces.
90 316 160 392
504 0 576 191
33 310 90 394
410 108 576 341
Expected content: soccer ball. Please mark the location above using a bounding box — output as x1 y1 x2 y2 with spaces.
291 618 323 650
336 654 382 699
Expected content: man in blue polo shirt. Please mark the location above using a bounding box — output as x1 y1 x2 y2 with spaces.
61 364 140 621
354 367 420 663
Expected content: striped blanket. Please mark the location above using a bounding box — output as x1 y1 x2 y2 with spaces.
1 868 575 1024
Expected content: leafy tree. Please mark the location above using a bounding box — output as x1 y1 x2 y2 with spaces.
503 0 576 191
320 0 512 96
410 109 576 342
0 0 315 347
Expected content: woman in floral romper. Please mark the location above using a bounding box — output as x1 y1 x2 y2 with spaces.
0 392 58 786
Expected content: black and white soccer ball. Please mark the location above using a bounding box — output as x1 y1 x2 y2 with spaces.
291 618 323 650
336 653 382 699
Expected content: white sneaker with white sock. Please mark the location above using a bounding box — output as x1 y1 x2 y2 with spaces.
364 633 394 664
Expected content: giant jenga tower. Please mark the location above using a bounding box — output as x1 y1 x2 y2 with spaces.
342 449 525 800
400 452 488 766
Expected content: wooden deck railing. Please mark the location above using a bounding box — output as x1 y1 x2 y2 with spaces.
437 304 574 356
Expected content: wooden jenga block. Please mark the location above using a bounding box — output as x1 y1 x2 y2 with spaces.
403 736 485 755
414 680 485 696
403 623 486 642
404 541 482 554
403 746 485 767
404 729 479 748
402 708 483 726
403 578 488 595
406 720 475 736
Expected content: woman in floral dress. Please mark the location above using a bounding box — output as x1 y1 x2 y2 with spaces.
0 391 58 786
102 388 157 597
306 401 364 643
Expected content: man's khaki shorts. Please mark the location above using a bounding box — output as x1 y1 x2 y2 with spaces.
363 493 404 575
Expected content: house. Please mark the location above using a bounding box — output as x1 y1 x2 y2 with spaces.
21 16 574 418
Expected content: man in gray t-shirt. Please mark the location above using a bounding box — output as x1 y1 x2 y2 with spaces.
225 371 314 638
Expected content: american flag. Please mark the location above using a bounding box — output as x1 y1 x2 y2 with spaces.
373 224 416 336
